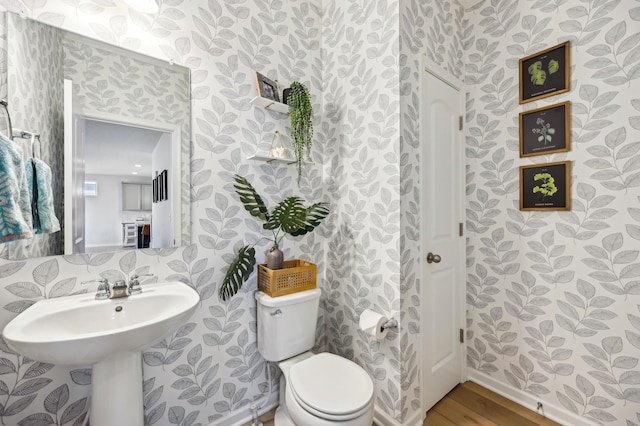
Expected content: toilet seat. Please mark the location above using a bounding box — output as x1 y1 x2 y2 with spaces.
288 353 374 421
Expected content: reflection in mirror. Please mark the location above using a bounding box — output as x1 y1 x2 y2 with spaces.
83 119 179 253
0 12 191 260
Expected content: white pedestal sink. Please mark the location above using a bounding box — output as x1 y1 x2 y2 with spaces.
3 281 200 426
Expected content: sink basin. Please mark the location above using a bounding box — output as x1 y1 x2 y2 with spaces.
3 281 199 365
3 281 199 426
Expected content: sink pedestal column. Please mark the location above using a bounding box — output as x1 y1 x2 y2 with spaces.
91 351 144 426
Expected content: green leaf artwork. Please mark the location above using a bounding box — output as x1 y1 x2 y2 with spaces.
532 173 557 198
528 60 546 85
528 57 560 86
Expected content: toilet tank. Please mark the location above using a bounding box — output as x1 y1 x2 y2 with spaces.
255 288 321 362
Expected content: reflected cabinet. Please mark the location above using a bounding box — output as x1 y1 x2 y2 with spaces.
122 183 152 211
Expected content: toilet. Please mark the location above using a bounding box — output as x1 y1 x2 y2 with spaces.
255 288 375 426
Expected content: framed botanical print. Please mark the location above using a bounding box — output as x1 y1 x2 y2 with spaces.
519 41 570 104
519 101 570 157
520 161 571 211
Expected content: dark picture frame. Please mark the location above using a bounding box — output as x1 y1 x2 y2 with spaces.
161 169 168 201
158 174 164 202
152 177 158 203
520 161 571 211
519 41 570 104
519 101 570 157
254 71 280 102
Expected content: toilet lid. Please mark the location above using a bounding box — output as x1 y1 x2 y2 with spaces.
288 353 374 417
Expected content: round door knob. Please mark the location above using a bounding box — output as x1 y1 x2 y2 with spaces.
426 252 442 263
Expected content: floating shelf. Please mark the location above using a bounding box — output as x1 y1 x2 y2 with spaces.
248 154 296 164
250 96 289 114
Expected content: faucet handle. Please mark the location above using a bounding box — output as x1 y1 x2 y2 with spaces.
81 278 110 300
129 273 154 295
81 278 108 285
131 273 154 280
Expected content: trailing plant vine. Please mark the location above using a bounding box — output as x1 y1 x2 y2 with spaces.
288 81 313 184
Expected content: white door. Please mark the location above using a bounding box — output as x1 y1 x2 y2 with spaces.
421 62 465 413
64 79 85 254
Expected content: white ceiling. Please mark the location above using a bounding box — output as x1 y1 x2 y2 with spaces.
84 120 165 177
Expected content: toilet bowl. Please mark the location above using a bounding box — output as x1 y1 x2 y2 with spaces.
255 289 376 425
275 352 374 426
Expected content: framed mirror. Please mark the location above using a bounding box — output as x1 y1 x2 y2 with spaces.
0 12 191 260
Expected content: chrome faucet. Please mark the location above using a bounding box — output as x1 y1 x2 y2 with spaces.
128 274 154 295
111 280 130 299
81 274 154 299
81 278 111 300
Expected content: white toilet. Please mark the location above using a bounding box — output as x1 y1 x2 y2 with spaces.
255 288 375 426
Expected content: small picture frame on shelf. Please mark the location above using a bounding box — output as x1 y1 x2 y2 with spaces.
519 41 570 104
520 161 571 211
254 71 280 102
519 101 570 157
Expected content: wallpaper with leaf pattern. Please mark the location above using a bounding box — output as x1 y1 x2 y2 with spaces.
0 1 327 425
0 0 638 426
462 0 640 424
322 0 403 421
0 13 64 260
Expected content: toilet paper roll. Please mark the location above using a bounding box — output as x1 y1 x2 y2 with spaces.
358 309 389 340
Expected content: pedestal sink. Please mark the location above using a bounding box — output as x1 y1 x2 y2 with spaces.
2 281 200 426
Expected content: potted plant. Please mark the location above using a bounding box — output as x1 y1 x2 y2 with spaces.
286 81 313 184
219 174 330 301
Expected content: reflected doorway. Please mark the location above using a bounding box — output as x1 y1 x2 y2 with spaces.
83 119 173 253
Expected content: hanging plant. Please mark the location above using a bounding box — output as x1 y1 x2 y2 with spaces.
287 81 313 184
218 174 330 301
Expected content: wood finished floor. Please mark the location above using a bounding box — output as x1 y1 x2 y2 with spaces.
424 381 561 425
244 381 561 426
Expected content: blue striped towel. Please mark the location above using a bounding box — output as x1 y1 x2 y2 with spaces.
0 133 33 242
25 157 61 234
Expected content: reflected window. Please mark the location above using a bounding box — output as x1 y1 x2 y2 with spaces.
84 181 98 197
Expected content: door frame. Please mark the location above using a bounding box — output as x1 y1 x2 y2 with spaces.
419 55 467 416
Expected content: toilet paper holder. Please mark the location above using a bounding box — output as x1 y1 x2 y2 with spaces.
381 318 398 331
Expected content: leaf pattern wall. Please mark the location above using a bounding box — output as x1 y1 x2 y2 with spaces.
463 0 640 424
0 1 326 425
0 0 638 426
1 13 64 260
321 0 404 421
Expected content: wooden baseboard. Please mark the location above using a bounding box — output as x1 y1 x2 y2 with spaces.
467 370 599 426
